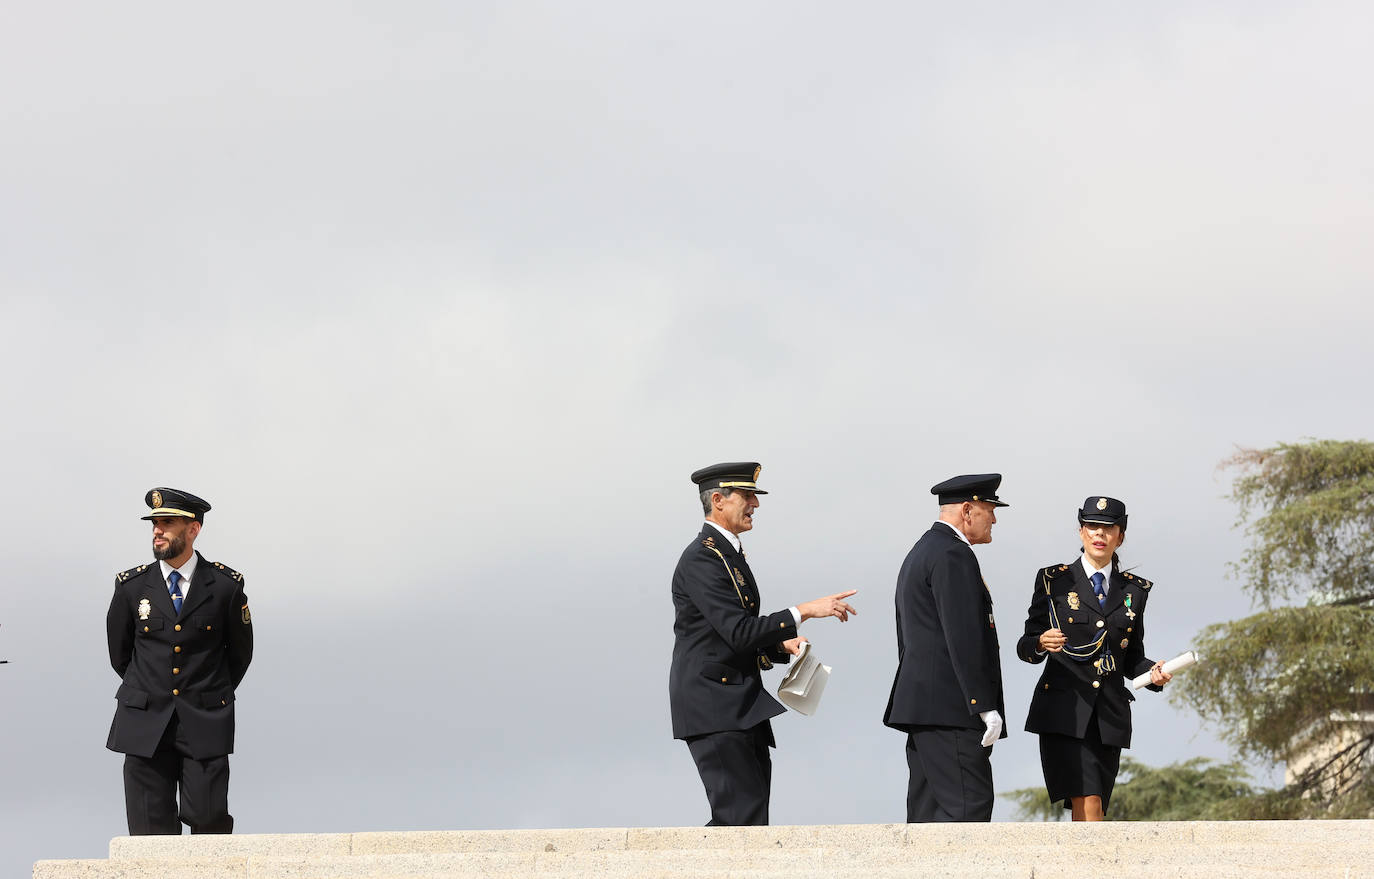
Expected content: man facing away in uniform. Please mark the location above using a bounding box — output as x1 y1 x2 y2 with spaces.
669 462 858 826
883 474 1009 822
106 488 253 835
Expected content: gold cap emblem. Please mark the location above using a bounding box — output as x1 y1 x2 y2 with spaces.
753 465 761 482
1096 497 1108 511
151 490 163 508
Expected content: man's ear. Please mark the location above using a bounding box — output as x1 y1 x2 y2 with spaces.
188 520 203 541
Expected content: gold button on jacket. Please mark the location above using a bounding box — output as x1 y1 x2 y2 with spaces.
1018 561 1160 753
105 555 254 762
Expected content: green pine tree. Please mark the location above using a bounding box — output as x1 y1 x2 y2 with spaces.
1171 439 1374 817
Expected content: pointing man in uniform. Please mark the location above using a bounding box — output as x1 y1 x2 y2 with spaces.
884 474 1008 822
670 462 858 826
106 488 253 835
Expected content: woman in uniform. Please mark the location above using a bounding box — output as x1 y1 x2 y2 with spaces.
1016 496 1171 821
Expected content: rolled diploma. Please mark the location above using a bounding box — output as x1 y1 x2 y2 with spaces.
1131 650 1198 690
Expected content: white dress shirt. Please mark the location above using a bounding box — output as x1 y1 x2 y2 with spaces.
705 520 742 552
1080 554 1111 600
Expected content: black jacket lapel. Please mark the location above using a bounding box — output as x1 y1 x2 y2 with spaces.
1102 569 1129 615
175 552 217 618
699 524 758 610
1066 562 1098 615
140 565 178 620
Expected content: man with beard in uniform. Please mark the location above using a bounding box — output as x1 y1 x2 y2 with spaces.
106 488 253 835
884 474 1008 822
669 462 858 826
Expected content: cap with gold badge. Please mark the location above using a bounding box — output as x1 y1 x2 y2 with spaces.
930 474 1009 507
1078 496 1127 530
141 488 212 523
690 462 768 495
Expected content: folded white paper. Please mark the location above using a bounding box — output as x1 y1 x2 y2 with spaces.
777 641 831 715
1131 650 1198 690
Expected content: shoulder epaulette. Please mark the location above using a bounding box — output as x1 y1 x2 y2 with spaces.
210 561 244 582
1037 563 1072 595
116 564 151 582
1122 571 1152 590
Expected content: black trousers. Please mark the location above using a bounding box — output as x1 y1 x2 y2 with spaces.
905 726 993 822
685 722 773 826
122 714 233 835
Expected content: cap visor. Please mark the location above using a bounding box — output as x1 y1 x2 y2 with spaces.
141 509 197 520
714 482 767 494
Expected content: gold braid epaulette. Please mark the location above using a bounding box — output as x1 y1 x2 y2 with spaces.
210 561 243 582
1039 564 1069 593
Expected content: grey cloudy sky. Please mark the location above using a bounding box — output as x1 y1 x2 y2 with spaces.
4 2 1373 873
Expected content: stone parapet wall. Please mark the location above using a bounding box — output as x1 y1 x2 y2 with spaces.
34 820 1374 878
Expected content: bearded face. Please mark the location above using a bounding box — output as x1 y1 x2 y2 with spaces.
150 517 197 561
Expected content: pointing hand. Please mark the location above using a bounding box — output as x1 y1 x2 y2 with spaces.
798 590 858 623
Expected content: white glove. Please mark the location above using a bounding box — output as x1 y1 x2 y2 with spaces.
978 710 1003 747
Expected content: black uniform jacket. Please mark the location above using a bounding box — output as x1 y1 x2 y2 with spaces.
669 525 798 741
106 552 253 760
1016 561 1157 749
884 523 1006 735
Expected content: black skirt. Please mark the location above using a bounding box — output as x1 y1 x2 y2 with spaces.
1038 709 1123 813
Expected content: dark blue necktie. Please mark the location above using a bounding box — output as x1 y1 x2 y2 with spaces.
169 570 184 615
1091 571 1106 607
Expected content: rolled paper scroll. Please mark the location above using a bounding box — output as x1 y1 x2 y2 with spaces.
1131 650 1198 690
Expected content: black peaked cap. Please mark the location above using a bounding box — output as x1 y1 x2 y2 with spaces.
690 462 768 495
141 487 212 521
1078 496 1127 528
930 473 1008 507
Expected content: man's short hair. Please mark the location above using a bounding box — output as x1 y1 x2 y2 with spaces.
700 486 736 516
